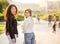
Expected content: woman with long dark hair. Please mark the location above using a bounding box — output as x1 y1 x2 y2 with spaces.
5 4 18 44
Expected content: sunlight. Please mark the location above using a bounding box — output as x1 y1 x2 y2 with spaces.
12 0 40 4
48 0 60 1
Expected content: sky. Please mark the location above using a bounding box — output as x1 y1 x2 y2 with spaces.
9 0 60 8
8 0 60 11
12 0 59 4
12 0 40 4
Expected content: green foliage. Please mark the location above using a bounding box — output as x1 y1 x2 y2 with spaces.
0 16 4 21
17 15 24 21
39 13 60 21
0 2 3 13
2 1 9 10
32 15 36 17
0 1 9 13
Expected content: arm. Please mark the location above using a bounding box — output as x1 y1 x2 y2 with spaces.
6 15 13 36
6 21 9 36
8 15 13 29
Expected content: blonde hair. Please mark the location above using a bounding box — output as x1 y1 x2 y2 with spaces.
25 9 32 16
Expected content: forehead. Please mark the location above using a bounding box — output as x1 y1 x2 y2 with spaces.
11 6 16 9
25 11 29 13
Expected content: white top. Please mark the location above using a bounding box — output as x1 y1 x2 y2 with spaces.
22 16 34 33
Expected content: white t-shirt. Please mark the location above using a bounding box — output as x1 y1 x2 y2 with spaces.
22 16 34 33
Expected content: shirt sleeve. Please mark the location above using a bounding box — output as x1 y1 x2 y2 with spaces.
6 21 9 33
8 15 13 30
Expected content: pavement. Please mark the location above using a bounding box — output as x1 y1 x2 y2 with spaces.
0 18 60 44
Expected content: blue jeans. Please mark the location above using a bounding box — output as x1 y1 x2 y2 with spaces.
24 32 35 44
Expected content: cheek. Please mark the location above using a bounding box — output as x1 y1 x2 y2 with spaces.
24 14 26 16
27 12 30 16
24 13 26 16
11 8 16 14
24 12 29 17
13 9 16 13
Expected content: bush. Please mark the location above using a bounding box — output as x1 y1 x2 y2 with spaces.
38 13 60 21
32 15 36 17
0 2 3 13
0 16 4 21
17 15 24 21
0 1 9 13
0 14 24 21
0 24 5 34
2 1 9 10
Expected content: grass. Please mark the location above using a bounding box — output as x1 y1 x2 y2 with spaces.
0 24 5 34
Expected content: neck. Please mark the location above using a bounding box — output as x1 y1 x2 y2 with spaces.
26 16 31 18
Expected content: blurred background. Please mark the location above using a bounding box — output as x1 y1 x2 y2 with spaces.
0 0 60 21
0 0 60 37
0 0 60 44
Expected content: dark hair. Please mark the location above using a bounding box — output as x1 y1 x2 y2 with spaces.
25 9 32 16
6 4 18 20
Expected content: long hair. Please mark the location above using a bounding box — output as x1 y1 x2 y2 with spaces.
4 4 18 21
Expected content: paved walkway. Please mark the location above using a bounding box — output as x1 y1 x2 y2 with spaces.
0 19 60 44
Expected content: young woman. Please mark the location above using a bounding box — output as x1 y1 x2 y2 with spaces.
5 4 18 44
22 9 35 44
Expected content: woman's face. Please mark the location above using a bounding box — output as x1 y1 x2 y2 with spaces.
24 11 30 18
11 6 17 15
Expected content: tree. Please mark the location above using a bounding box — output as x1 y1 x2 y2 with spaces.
0 2 3 13
0 0 9 13
2 0 9 11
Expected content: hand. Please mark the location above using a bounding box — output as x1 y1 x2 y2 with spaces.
16 34 18 38
6 32 9 36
